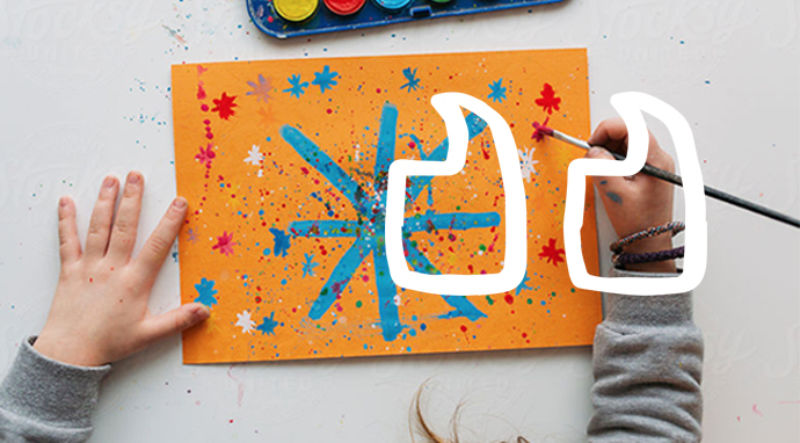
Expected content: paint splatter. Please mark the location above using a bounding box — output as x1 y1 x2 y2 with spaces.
535 83 561 115
269 228 291 257
213 231 234 256
244 145 264 166
194 278 218 307
487 78 507 103
302 253 319 278
211 92 237 120
606 191 622 204
311 65 339 93
195 143 216 167
539 237 565 267
235 310 256 334
515 271 533 295
246 74 272 103
283 74 309 98
518 147 539 182
400 67 421 92
257 311 280 335
162 24 187 45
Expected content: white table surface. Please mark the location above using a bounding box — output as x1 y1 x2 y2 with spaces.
1 0 798 441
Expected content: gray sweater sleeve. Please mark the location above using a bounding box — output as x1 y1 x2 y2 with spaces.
587 269 704 442
0 336 110 442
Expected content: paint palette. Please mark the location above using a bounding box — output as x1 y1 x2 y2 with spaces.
247 0 564 39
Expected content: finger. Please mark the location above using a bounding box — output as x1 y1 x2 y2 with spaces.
588 118 674 173
586 147 631 207
85 176 119 258
139 303 210 345
133 197 188 281
58 196 82 265
107 171 144 262
587 118 629 154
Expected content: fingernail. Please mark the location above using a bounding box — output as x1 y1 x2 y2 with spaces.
194 305 210 320
59 197 68 207
103 176 116 188
587 147 604 158
127 172 141 185
172 197 187 209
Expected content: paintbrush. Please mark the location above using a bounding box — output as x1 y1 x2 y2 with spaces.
533 122 800 229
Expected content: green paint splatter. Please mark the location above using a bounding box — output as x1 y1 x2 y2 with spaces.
485 295 494 305
355 300 363 308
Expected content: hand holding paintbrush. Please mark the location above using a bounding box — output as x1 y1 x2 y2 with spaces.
534 119 800 229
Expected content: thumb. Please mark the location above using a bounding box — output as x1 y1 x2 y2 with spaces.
140 303 210 345
585 147 629 208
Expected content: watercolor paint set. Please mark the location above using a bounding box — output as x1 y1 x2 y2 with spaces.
247 0 564 39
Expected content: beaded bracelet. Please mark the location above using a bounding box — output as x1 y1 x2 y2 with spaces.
610 221 685 254
613 246 685 267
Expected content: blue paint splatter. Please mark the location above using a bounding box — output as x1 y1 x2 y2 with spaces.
515 270 533 295
193 278 218 307
302 252 320 278
269 228 291 257
400 67 421 92
280 102 495 341
488 78 507 103
283 74 308 98
311 65 338 93
606 192 623 204
256 311 280 335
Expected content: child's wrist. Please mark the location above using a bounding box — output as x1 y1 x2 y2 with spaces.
612 233 677 273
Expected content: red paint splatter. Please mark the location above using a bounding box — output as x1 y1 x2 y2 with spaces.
197 81 207 100
460 325 467 333
212 231 234 255
197 65 208 75
535 83 561 115
532 116 551 141
538 237 566 267
255 296 262 303
195 143 215 167
211 92 237 120
504 293 514 304
752 403 763 417
481 145 490 160
201 104 209 112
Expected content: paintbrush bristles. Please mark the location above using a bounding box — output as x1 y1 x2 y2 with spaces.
532 121 554 136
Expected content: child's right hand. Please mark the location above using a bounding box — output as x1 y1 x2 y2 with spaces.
586 118 677 273
33 172 209 367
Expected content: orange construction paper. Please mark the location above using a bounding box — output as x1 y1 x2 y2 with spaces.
172 49 601 364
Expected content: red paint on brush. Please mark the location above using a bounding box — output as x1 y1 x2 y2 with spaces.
532 117 553 141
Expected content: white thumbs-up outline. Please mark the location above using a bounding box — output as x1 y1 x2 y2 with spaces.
385 92 528 296
563 92 707 295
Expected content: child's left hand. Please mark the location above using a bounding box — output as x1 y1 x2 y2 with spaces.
33 172 209 367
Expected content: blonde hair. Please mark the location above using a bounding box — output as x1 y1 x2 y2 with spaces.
409 382 530 443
